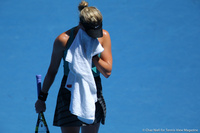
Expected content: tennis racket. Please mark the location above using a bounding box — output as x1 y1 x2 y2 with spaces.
35 75 50 133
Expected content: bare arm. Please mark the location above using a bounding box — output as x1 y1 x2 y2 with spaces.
35 33 68 113
93 30 112 78
41 34 68 93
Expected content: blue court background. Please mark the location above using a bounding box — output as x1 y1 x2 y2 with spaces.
0 0 200 132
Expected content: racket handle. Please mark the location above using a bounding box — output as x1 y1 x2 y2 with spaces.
36 75 42 97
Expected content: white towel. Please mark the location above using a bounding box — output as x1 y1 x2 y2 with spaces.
65 29 104 124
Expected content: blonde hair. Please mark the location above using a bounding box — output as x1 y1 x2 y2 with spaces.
78 1 102 25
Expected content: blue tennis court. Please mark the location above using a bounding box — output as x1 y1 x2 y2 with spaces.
0 0 200 132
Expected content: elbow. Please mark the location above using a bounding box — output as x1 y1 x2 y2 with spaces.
50 70 58 77
47 68 58 78
103 66 112 78
104 71 111 78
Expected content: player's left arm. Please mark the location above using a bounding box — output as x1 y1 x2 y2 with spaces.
93 30 112 78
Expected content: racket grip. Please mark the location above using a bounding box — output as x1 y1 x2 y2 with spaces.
36 75 42 97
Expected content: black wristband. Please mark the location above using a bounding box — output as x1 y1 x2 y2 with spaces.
38 91 48 101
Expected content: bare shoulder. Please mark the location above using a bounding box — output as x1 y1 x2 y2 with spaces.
54 30 70 48
102 29 110 38
98 29 111 46
98 29 111 48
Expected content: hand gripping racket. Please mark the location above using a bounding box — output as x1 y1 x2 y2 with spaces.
35 75 50 133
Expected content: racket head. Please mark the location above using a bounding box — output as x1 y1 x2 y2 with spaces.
35 112 50 133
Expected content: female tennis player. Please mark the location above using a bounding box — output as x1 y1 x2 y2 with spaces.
35 1 112 133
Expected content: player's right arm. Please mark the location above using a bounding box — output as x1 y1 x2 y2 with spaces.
41 33 69 94
35 31 69 113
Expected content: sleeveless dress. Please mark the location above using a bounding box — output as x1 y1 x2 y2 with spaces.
53 28 106 127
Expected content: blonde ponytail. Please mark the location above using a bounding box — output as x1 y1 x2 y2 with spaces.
78 1 88 12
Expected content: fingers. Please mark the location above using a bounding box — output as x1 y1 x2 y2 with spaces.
35 99 46 113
